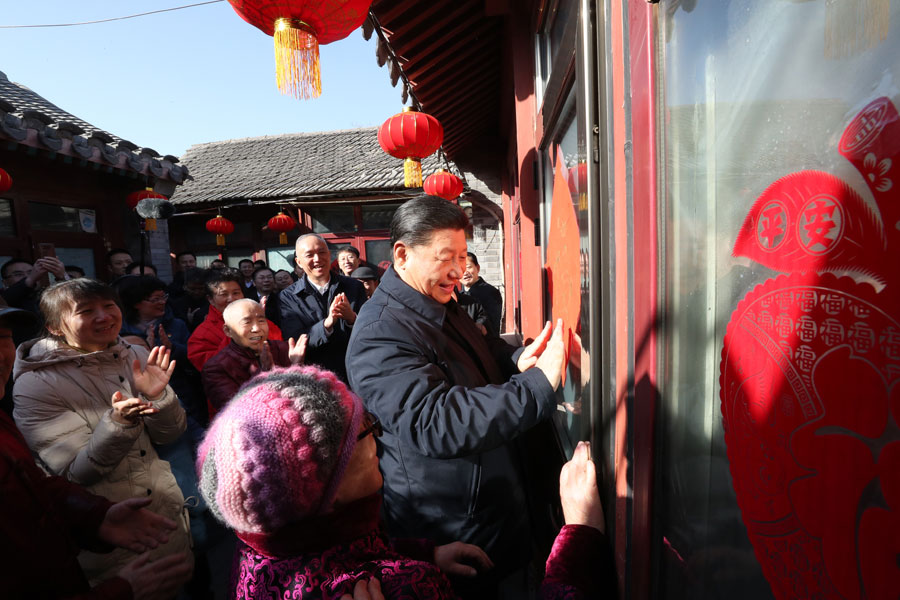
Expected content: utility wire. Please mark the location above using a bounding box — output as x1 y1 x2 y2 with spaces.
0 0 224 29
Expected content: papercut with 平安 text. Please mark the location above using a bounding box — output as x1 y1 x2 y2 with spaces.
720 96 900 600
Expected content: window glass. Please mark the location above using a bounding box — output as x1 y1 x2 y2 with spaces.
308 206 356 233
0 199 14 236
364 239 392 267
656 1 900 598
28 203 95 233
194 253 220 269
541 90 589 456
360 203 399 230
266 246 295 273
226 251 254 269
55 247 95 279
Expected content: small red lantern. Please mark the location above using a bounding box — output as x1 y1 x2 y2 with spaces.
0 168 12 193
268 210 296 245
127 187 166 210
206 214 234 246
423 170 464 201
378 107 443 188
226 0 372 99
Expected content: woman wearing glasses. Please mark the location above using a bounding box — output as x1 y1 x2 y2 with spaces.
198 365 611 600
12 278 192 589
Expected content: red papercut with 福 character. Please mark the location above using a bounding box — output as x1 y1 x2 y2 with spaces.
720 96 900 600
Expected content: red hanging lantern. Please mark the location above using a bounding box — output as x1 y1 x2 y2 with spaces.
378 107 443 188
0 168 12 193
226 0 373 99
206 214 235 246
127 187 166 210
267 210 296 245
423 170 464 201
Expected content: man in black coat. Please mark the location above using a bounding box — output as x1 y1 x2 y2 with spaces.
346 196 566 599
279 233 367 382
460 252 504 336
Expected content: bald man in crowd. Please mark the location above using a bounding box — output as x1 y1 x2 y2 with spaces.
201 299 307 417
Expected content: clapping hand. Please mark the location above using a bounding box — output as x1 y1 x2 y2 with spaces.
259 341 274 371
289 334 308 365
131 346 175 400
118 552 193 600
146 325 172 351
111 390 157 424
98 497 177 553
333 293 357 323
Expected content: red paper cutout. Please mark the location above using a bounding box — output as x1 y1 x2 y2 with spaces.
545 147 582 383
720 97 900 599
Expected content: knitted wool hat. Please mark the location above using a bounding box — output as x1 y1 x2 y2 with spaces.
196 365 364 534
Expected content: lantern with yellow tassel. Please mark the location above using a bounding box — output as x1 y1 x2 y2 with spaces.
378 107 444 188
268 210 296 245
126 187 166 210
206 214 234 246
226 0 373 99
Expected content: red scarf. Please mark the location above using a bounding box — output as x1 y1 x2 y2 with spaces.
237 493 383 558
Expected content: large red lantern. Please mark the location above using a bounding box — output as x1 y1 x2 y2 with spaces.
423 170 464 201
378 107 443 188
226 0 372 99
127 187 166 210
267 210 296 245
206 214 234 246
0 168 12 193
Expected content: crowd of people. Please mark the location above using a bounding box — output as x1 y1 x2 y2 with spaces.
0 195 612 599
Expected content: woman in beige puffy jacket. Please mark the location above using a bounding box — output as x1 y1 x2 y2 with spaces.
12 279 193 588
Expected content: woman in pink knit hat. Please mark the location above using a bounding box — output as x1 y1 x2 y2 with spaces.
197 366 612 599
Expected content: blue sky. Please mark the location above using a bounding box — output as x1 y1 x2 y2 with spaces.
0 1 403 157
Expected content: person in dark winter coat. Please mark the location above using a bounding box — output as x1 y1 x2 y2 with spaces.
346 196 567 598
201 298 307 416
197 366 612 600
460 252 503 336
169 267 210 331
279 234 367 381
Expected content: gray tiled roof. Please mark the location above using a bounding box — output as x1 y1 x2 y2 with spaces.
170 127 446 205
0 70 188 183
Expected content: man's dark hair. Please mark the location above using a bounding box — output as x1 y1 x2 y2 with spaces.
238 259 254 267
204 268 242 298
253 259 267 268
1 258 30 279
125 262 157 276
106 248 132 261
466 252 479 266
113 275 167 323
65 265 86 277
252 266 274 281
209 259 227 270
391 195 469 247
337 246 360 258
175 251 196 261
